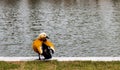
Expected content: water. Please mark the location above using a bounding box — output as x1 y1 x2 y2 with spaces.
0 0 120 57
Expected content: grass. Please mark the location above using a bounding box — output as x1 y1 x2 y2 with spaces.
0 60 120 70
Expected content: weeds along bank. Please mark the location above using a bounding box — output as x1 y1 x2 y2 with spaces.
1 61 120 70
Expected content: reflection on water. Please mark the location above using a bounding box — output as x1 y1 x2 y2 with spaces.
0 0 120 57
2 0 20 43
63 0 77 7
3 0 20 7
28 0 41 9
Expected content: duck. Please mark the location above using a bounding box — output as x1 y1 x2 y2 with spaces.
32 32 55 60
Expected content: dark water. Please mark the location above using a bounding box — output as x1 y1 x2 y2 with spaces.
0 0 120 57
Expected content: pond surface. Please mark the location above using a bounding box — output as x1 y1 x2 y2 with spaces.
0 0 120 57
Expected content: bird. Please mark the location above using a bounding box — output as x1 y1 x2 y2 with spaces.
32 32 55 60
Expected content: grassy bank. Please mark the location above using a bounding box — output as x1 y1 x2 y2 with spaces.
0 60 120 70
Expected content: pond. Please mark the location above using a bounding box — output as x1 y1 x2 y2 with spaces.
0 0 120 57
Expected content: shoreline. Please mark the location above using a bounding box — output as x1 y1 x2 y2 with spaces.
0 57 120 61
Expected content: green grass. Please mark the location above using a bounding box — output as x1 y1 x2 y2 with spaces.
0 61 20 70
0 61 120 70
